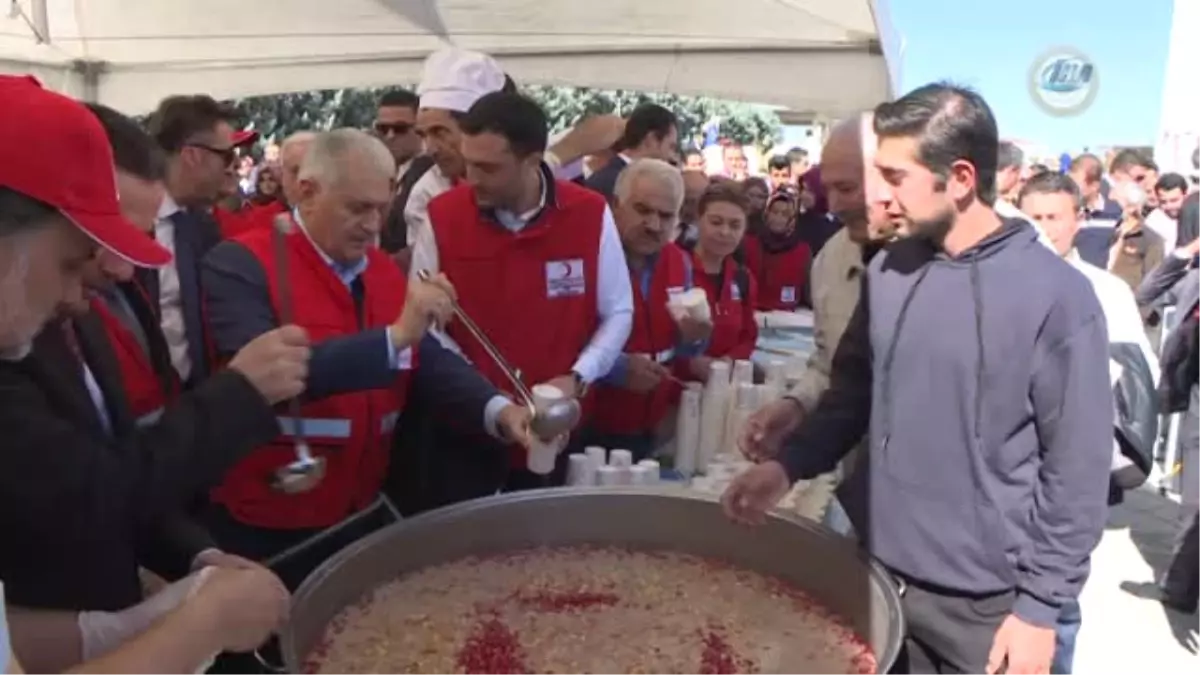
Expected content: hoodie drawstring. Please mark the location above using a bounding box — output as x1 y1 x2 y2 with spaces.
880 264 933 445
879 257 987 445
969 256 986 441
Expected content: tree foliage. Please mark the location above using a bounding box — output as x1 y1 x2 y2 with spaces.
229 86 781 152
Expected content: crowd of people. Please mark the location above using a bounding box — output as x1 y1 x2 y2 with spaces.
0 40 1196 675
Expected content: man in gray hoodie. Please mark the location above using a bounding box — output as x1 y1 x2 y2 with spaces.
722 82 1113 674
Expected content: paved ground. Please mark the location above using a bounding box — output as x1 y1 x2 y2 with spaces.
1075 486 1198 672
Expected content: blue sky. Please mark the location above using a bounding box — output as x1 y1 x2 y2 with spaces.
886 0 1174 152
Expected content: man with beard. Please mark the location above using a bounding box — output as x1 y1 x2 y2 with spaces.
0 75 291 675
722 83 1112 674
1146 172 1189 252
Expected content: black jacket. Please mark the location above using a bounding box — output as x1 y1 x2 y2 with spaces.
0 306 279 611
380 156 436 254
583 155 627 202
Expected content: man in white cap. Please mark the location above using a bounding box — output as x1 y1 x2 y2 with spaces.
402 47 624 255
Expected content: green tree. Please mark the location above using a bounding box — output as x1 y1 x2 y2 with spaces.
227 86 781 153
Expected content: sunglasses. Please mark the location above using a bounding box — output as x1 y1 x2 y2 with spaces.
374 122 414 137
187 143 237 167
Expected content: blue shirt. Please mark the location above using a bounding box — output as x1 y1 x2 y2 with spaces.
602 251 706 386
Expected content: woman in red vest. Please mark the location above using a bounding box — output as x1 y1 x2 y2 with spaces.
748 191 812 311
589 159 712 460
678 183 760 382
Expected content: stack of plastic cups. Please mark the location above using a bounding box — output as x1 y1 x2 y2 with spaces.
732 359 755 386
762 358 787 403
674 384 702 478
698 360 731 474
724 382 759 458
636 459 661 485
527 384 566 475
609 449 633 468
566 453 595 486
584 446 607 474
597 465 628 486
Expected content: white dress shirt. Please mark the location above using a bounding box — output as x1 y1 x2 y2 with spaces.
402 165 455 249
409 175 633 385
154 194 191 381
995 198 1056 252
1067 250 1158 376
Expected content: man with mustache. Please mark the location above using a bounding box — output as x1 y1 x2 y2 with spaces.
738 112 897 534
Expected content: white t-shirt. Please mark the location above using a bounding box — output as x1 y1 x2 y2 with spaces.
1067 251 1159 378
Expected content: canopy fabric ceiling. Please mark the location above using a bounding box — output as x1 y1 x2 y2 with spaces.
1 0 894 116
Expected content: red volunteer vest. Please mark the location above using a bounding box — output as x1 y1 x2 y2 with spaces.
742 233 764 278
591 244 691 435
428 179 603 467
755 240 811 311
89 290 176 426
694 252 758 360
210 225 414 530
215 202 287 240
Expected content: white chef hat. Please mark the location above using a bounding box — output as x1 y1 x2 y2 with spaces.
417 47 507 113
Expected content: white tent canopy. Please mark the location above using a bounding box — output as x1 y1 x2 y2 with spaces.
1 0 893 116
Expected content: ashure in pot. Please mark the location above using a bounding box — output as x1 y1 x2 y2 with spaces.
281 488 905 673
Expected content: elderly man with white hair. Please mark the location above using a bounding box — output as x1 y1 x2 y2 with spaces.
201 128 535 587
586 159 712 460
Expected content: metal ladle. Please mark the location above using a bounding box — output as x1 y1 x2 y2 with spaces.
270 214 326 494
416 269 581 441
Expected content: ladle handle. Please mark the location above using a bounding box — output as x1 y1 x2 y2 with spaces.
415 269 536 407
272 215 308 446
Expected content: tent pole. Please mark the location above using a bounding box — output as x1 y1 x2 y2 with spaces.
71 59 105 103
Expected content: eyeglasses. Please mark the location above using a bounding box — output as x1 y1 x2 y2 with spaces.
374 122 414 137
186 143 237 167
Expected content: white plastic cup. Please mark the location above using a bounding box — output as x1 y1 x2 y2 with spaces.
527 437 559 475
630 464 653 485
609 449 633 468
732 359 754 385
531 383 565 410
584 445 607 470
566 453 594 486
597 465 624 486
636 459 661 484
708 359 731 385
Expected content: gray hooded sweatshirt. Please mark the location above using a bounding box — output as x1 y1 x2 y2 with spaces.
780 219 1113 628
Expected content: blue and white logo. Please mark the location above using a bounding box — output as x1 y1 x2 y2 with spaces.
1028 48 1099 117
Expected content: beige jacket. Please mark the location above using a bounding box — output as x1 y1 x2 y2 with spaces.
786 227 871 480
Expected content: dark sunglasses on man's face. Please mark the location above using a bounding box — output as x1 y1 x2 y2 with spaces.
187 143 237 167
374 122 414 137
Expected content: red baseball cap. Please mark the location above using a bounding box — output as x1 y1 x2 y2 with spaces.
232 129 260 146
0 76 172 268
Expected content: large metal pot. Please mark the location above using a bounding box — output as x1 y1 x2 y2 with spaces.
282 487 905 673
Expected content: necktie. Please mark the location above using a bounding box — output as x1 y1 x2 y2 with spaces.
350 276 366 328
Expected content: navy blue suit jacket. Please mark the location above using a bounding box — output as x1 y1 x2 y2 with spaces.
583 155 627 202
201 241 500 425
